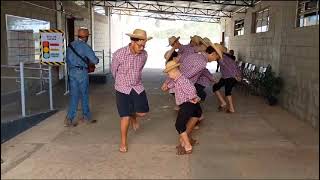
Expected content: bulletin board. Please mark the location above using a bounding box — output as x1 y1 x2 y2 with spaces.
39 29 65 65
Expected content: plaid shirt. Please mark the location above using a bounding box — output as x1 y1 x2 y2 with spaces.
111 45 148 94
197 68 214 87
168 74 199 105
180 52 208 84
219 53 241 79
165 52 208 93
177 44 196 63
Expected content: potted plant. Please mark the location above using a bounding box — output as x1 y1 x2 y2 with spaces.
260 65 283 106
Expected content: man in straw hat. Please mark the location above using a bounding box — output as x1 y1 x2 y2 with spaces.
111 29 152 153
65 27 99 127
162 60 201 155
190 37 218 128
161 42 218 133
195 37 216 99
168 35 198 64
208 42 242 113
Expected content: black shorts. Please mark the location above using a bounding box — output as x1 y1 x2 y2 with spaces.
212 78 237 96
116 90 149 117
194 83 207 101
175 102 202 134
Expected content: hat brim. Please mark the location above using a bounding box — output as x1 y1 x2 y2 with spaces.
126 33 152 41
168 36 180 46
163 63 180 73
210 43 225 59
164 48 175 61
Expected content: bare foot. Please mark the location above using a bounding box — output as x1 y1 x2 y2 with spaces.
119 145 128 153
176 145 192 155
132 118 140 131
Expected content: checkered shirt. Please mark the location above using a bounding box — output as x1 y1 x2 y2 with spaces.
177 44 196 63
196 68 214 87
165 52 207 93
219 54 241 79
111 45 148 95
167 74 199 105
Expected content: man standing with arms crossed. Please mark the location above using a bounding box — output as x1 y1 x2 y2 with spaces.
111 29 152 153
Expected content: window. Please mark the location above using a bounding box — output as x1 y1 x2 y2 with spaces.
74 1 85 7
94 6 106 15
296 0 319 27
234 19 244 36
6 14 50 65
254 8 270 33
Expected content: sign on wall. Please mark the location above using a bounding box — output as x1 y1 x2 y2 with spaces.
39 29 65 65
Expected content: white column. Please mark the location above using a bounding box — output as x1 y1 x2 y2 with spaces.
19 62 26 117
89 1 95 49
48 66 53 110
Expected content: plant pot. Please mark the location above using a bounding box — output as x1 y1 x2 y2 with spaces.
266 96 278 106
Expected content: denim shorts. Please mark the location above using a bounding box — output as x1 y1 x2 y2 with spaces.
116 90 149 117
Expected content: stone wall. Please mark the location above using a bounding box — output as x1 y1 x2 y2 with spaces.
222 1 319 129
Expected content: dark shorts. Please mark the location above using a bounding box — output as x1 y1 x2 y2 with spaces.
212 78 237 96
195 83 207 102
175 102 202 134
116 90 149 117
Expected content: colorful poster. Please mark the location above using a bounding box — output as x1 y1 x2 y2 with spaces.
39 29 65 65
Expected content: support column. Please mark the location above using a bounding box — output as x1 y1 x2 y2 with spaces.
89 1 95 49
107 7 112 72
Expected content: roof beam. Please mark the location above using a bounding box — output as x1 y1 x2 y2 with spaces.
111 8 220 23
94 1 233 18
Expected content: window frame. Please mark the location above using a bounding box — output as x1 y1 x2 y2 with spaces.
234 19 245 36
5 14 51 65
253 7 270 33
295 0 319 28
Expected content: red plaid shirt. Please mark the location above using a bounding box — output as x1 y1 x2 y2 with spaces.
168 74 199 105
177 44 196 63
180 52 208 83
111 45 148 95
165 52 208 93
197 68 214 87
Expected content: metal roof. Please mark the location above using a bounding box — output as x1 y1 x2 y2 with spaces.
93 0 256 23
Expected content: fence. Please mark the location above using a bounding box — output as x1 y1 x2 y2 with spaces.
1 62 54 121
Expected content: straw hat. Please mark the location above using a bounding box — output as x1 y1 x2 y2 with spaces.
210 43 227 59
163 60 180 73
190 35 202 45
164 48 175 61
126 29 152 41
201 37 212 47
168 36 180 46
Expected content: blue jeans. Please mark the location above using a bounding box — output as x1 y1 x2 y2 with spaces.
66 69 91 122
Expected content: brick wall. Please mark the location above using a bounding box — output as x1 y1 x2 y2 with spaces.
223 1 319 129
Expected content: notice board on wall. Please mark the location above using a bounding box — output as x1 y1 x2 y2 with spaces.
39 29 65 66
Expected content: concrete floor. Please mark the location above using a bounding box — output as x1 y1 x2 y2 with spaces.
1 69 319 179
